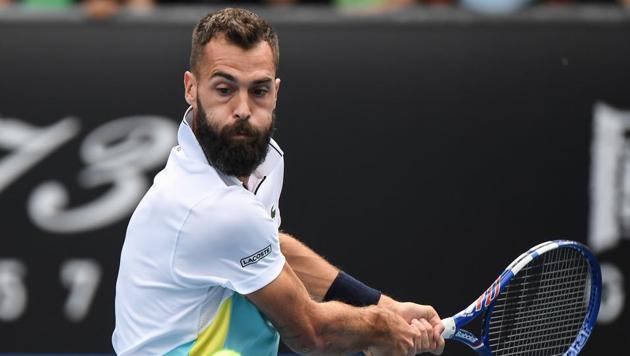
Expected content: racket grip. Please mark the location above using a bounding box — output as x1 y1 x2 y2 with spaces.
441 317 456 339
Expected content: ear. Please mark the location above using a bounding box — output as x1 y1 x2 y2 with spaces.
273 78 281 109
184 71 197 106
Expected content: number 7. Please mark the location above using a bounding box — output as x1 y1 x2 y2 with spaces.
60 259 101 322
0 117 79 194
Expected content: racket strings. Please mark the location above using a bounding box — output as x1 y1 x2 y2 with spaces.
490 278 588 317
498 249 588 355
487 247 590 356
488 296 587 328
492 276 589 303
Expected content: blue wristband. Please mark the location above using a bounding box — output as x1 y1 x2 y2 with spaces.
323 271 381 307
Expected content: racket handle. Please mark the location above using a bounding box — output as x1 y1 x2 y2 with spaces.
441 317 456 339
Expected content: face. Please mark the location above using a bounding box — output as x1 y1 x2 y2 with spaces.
184 35 280 177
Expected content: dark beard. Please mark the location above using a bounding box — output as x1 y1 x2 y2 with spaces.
193 99 273 177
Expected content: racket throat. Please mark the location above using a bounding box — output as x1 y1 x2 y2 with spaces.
441 317 456 339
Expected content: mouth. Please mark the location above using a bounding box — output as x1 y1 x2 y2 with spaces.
230 130 256 142
232 130 251 138
231 126 256 137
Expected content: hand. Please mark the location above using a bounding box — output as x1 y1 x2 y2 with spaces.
366 307 420 356
379 296 445 355
411 318 441 354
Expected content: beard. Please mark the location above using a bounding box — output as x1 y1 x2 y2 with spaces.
193 98 273 177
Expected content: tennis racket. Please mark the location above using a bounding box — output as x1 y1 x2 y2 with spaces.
441 240 601 355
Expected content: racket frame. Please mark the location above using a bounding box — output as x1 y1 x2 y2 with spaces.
441 240 602 356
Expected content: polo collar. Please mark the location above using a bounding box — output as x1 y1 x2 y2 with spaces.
177 106 283 182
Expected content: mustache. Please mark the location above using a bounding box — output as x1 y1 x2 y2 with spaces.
222 120 260 138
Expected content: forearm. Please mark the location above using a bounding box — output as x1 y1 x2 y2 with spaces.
279 232 339 301
308 298 433 356
293 301 392 355
275 233 444 354
250 261 395 355
276 302 387 355
257 238 440 355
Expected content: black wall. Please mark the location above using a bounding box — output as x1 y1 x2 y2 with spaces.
0 6 628 354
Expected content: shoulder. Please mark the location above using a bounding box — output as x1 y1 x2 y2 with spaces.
180 187 276 247
194 187 271 225
171 186 284 291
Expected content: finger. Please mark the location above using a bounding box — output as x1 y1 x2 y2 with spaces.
427 306 438 319
420 318 436 350
415 318 430 352
432 319 444 344
431 336 445 355
417 305 437 322
427 314 444 343
410 319 424 353
407 320 419 356
418 304 437 320
410 319 421 350
429 314 443 329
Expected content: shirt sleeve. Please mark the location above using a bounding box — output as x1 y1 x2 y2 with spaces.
171 187 286 295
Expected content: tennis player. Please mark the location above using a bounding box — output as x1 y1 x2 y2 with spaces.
113 8 444 356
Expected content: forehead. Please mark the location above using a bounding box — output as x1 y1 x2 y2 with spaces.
200 36 276 81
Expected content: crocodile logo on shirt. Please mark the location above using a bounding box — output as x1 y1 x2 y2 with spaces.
271 206 276 219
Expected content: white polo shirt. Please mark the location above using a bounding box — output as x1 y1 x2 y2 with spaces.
112 107 286 355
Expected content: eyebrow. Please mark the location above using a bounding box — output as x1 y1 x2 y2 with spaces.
211 71 236 82
210 71 273 86
252 78 273 86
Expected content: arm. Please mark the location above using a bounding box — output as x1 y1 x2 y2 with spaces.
246 261 421 355
172 194 425 354
279 232 445 354
278 232 338 301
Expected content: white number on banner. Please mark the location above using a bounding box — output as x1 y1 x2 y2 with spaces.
0 260 27 321
27 115 176 234
0 117 80 195
60 259 102 322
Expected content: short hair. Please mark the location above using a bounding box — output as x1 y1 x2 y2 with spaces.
190 8 280 75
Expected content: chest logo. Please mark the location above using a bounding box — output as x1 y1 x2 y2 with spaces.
240 244 272 268
271 206 276 219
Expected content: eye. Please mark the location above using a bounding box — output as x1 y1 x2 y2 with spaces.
216 86 233 96
252 87 269 98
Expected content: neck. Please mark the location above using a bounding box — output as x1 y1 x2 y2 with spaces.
191 109 198 134
239 176 248 188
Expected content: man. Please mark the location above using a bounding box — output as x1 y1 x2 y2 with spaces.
113 8 445 355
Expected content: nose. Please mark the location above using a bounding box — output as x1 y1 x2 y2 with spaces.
234 90 252 121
